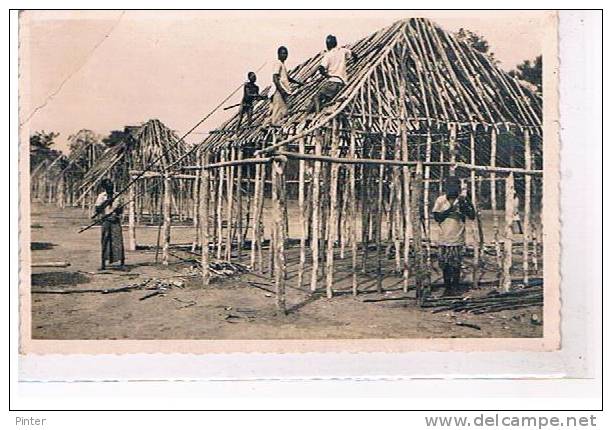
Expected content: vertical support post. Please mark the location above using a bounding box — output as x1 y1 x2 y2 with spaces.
201 153 211 286
490 127 502 270
401 122 412 293
423 130 432 270
438 133 445 195
470 125 481 290
310 132 322 293
392 135 402 273
361 161 370 273
128 180 137 251
471 178 481 290
349 131 358 296
269 153 276 275
236 147 243 260
191 165 201 252
411 162 425 302
216 150 225 260
272 155 287 313
326 120 340 298
339 168 347 260
256 159 265 271
469 123 477 202
502 173 515 291
57 174 65 208
531 225 539 273
449 123 457 175
297 137 307 288
523 128 532 286
225 146 235 261
250 155 263 272
375 135 385 294
161 174 172 265
210 168 218 254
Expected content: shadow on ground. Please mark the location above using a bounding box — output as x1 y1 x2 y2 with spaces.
31 271 91 287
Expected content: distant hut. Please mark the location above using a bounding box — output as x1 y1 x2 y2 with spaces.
79 119 194 253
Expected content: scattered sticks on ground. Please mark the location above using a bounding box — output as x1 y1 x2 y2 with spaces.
455 321 482 330
361 295 416 303
32 260 250 302
421 284 543 315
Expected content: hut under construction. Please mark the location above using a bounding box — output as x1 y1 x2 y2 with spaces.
177 18 544 313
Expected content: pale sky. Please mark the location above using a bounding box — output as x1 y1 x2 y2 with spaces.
20 10 550 152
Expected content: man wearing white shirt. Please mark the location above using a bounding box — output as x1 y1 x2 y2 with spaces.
309 34 358 114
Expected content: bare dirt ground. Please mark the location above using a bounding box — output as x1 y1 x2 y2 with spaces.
29 202 543 340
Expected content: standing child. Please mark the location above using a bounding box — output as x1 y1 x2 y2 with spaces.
236 72 267 129
432 176 476 295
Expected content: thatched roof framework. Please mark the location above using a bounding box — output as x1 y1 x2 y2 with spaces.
199 18 542 173
78 119 192 200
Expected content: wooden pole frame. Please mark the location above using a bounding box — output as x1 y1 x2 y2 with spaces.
326 119 340 298
128 182 137 251
161 173 172 265
502 173 515 291
297 137 307 288
310 131 322 293
201 152 211 286
522 128 532 286
272 155 287 313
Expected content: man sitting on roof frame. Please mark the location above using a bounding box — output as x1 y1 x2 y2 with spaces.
308 34 358 114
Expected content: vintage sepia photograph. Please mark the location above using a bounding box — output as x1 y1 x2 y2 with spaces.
19 10 560 353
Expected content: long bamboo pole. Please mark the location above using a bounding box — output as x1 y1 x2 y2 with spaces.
275 151 542 174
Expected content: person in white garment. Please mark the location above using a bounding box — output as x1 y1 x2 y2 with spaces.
308 34 358 113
